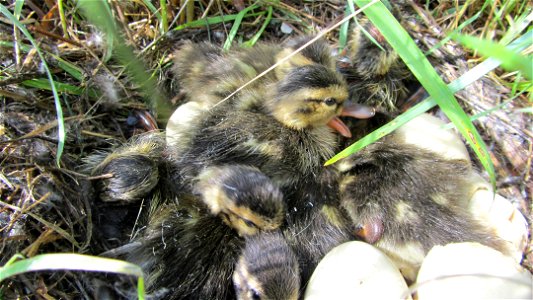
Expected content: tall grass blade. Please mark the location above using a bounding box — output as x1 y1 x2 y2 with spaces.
174 12 264 30
0 4 65 167
349 0 495 186
243 6 273 47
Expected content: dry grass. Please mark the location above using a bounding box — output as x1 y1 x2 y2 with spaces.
0 0 531 298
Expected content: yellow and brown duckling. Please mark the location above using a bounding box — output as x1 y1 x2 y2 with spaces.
336 114 511 281
338 16 411 113
233 230 300 300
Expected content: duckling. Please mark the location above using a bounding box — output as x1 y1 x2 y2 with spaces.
336 115 511 281
118 165 287 299
233 230 300 300
338 16 411 112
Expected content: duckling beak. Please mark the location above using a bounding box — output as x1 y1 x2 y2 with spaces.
327 103 375 138
327 117 353 138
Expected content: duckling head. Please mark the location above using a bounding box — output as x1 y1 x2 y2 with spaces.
195 165 285 236
233 231 300 300
350 17 399 78
267 39 375 137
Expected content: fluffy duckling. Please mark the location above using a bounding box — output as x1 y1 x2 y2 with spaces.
338 17 411 112
336 115 511 281
119 165 287 299
233 230 300 300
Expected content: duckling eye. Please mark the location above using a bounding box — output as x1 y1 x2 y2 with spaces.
242 218 258 228
324 98 337 106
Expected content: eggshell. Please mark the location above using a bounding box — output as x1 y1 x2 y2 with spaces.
304 241 411 299
468 189 529 263
416 242 533 299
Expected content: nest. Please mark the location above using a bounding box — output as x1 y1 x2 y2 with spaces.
0 0 531 298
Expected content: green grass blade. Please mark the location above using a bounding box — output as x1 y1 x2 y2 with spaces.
159 0 168 33
13 0 23 18
21 78 99 97
453 33 532 80
243 6 272 48
174 11 264 31
0 253 145 300
351 0 495 186
51 55 84 81
338 3 352 51
223 4 259 50
0 4 65 167
326 99 437 165
326 28 532 167
58 0 68 38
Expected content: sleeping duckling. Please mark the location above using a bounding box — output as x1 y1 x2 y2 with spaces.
336 114 511 281
119 165 286 299
233 230 300 300
338 17 411 112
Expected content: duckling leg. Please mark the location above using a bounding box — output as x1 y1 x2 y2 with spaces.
194 165 285 236
87 132 165 203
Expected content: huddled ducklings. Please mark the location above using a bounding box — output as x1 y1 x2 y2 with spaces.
233 230 300 300
169 38 369 287
88 37 372 297
336 114 511 281
167 37 375 152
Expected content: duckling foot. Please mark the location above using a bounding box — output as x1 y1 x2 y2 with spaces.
195 165 285 236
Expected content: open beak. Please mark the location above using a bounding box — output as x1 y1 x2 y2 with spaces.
327 103 375 138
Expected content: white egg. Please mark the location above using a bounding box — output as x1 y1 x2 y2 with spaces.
304 241 411 299
416 242 532 299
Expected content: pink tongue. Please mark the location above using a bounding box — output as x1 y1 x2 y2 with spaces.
327 103 375 138
327 117 352 138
